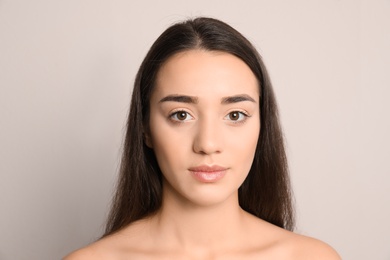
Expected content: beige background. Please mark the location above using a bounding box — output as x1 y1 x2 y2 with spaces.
1 0 389 259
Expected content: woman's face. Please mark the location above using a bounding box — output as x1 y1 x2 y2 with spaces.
147 50 260 206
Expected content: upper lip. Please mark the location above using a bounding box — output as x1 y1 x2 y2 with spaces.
188 165 228 172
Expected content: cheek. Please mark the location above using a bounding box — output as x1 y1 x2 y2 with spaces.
231 118 260 147
149 117 188 171
227 122 260 167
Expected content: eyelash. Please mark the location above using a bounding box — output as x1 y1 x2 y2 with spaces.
224 110 251 125
169 110 194 123
168 110 251 125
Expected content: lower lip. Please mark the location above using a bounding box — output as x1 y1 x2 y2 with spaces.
189 170 227 183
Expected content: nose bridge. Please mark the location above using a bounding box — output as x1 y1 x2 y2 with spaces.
193 114 222 154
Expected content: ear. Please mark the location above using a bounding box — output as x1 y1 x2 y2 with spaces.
143 128 153 149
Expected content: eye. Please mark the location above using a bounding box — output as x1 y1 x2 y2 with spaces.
169 110 194 122
224 111 249 123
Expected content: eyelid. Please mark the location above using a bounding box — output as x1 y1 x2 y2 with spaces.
168 109 195 123
223 110 251 124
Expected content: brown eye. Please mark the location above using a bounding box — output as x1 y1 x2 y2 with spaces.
224 111 248 123
170 111 194 122
229 112 240 121
177 111 188 121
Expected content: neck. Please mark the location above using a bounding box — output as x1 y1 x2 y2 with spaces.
152 185 247 251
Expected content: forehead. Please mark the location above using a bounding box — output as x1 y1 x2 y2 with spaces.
153 50 259 99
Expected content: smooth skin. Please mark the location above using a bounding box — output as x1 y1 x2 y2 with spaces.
64 50 341 260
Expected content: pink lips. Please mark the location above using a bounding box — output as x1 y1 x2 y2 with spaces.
188 165 227 183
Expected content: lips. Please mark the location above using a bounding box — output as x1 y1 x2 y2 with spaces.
188 165 228 182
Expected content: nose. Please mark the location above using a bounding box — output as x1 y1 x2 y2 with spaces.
192 118 222 155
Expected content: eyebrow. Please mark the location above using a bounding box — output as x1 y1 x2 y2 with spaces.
221 94 256 104
159 95 199 104
159 94 256 104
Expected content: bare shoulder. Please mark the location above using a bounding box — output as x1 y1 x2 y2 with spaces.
63 246 97 260
62 238 116 260
244 214 340 259
285 232 341 260
63 219 152 260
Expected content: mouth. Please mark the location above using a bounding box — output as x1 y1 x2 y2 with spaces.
188 165 228 183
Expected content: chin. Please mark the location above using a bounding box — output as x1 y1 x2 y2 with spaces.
181 186 239 208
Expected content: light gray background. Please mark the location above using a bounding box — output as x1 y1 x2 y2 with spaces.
1 0 389 259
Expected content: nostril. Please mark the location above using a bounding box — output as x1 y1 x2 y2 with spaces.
192 134 222 155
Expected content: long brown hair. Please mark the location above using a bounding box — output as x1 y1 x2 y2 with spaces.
103 17 294 237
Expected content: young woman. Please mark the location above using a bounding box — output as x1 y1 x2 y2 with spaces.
65 17 340 259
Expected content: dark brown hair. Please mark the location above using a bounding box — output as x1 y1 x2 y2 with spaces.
103 17 294 237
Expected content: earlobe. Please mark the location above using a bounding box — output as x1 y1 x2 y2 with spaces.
143 124 153 148
144 132 153 148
